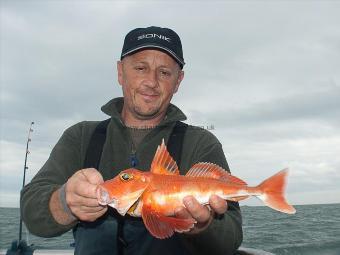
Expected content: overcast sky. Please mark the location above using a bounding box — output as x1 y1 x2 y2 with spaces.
1 0 339 208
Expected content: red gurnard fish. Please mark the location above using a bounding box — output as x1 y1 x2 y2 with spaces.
97 140 296 239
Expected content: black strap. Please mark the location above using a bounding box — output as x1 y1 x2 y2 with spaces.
167 121 188 172
83 118 111 169
82 119 188 255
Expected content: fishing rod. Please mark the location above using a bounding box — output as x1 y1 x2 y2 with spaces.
18 121 34 243
6 122 35 254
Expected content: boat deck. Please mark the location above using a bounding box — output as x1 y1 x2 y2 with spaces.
1 247 274 255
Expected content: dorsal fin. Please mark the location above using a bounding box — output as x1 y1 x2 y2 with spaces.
150 139 179 175
186 162 247 185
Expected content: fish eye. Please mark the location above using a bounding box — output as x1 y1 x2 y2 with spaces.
120 173 132 181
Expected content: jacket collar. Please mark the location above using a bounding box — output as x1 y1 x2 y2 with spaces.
101 97 187 127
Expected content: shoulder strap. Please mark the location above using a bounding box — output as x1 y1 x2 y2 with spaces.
167 121 188 171
83 118 111 169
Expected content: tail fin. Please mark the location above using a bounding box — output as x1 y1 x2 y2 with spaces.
257 169 296 214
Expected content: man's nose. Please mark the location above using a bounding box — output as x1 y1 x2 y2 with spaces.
144 70 158 88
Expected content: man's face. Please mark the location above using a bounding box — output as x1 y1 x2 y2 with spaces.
117 49 184 121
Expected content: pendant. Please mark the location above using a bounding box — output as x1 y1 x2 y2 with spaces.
130 154 138 167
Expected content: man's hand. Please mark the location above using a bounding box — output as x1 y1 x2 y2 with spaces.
49 168 107 225
65 168 107 222
175 195 227 234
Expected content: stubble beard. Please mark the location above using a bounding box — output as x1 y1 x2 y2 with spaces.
132 104 161 120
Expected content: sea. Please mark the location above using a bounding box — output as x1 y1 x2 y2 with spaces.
0 204 339 255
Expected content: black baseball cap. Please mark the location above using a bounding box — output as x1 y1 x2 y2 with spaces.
121 26 185 68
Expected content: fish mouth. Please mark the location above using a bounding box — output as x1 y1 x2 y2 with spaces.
127 199 140 215
97 186 117 206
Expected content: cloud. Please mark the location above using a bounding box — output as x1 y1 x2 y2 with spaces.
0 139 51 188
210 86 340 129
1 1 340 207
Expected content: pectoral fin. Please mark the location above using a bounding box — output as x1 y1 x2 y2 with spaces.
141 205 196 239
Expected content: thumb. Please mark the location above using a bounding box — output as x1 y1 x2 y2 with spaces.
80 168 104 185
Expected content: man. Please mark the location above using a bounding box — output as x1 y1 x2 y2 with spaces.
21 26 243 255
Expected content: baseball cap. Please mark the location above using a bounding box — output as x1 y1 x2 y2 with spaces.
121 26 185 68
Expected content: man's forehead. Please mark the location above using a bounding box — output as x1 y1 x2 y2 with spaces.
123 49 179 67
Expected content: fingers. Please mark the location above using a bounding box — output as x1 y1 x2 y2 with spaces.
209 194 228 215
64 168 107 222
176 196 213 235
176 195 228 235
69 198 107 220
174 206 192 219
180 195 228 224
183 196 211 223
67 168 102 199
71 179 98 199
72 203 107 215
80 168 105 185
67 193 101 208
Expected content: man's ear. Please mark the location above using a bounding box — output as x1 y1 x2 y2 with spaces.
174 70 184 94
117 61 123 86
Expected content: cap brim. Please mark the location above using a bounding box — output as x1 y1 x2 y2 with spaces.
121 44 185 67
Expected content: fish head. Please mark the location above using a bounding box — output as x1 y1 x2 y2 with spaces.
97 169 150 216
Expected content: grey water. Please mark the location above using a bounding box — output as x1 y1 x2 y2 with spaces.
1 204 340 254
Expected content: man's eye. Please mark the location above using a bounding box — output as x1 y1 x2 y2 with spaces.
135 66 145 71
160 70 171 77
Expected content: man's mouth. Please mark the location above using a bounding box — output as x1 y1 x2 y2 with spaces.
137 89 160 101
140 93 159 100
